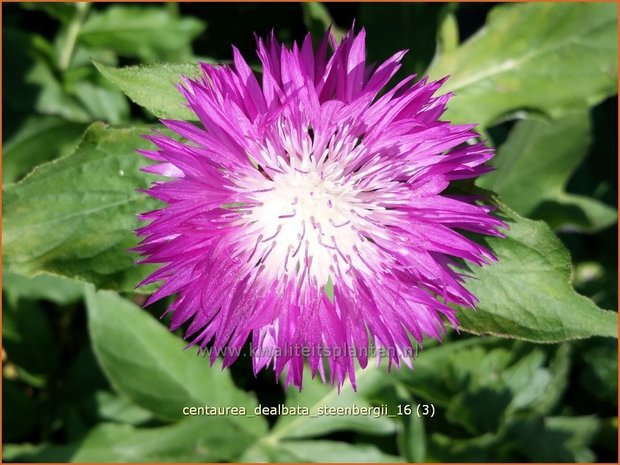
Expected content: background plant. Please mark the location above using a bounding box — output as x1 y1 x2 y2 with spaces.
3 2 618 463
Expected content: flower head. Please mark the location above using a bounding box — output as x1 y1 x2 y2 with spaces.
135 28 505 390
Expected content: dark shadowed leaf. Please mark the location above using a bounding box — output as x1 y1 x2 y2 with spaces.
530 193 617 234
508 416 600 462
479 111 617 232
3 299 57 387
580 340 618 406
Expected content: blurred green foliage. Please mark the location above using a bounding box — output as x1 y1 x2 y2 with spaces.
2 2 618 463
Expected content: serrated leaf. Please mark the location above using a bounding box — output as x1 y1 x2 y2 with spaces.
95 62 202 120
429 3 618 126
2 123 158 292
85 287 267 438
79 5 205 61
478 110 617 233
457 208 618 342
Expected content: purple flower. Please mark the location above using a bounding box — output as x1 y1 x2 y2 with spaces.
135 29 505 390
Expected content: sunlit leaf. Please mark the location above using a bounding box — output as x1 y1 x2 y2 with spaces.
85 287 267 436
429 3 617 126
3 123 158 292
457 207 618 341
95 62 202 120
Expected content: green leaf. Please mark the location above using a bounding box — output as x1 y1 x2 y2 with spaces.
390 387 426 463
239 365 398 461
442 348 513 434
502 348 551 412
4 418 254 462
542 344 572 411
74 419 255 462
269 367 397 440
246 439 403 463
480 112 590 214
457 207 618 342
95 62 203 120
508 416 600 462
479 111 617 232
94 391 154 426
428 3 618 126
3 271 84 306
429 431 500 462
69 80 130 124
3 29 129 125
435 8 459 57
85 287 267 438
530 194 618 234
2 116 87 184
392 337 601 462
28 59 93 122
580 340 618 405
3 123 159 292
2 443 75 463
79 5 205 61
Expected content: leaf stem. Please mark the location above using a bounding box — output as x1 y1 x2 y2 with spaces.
58 2 91 71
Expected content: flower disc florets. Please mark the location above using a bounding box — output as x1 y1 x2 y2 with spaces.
135 28 505 390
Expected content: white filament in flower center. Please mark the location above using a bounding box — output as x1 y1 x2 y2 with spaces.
241 162 378 288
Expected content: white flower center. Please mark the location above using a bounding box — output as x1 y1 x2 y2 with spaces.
238 161 380 288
